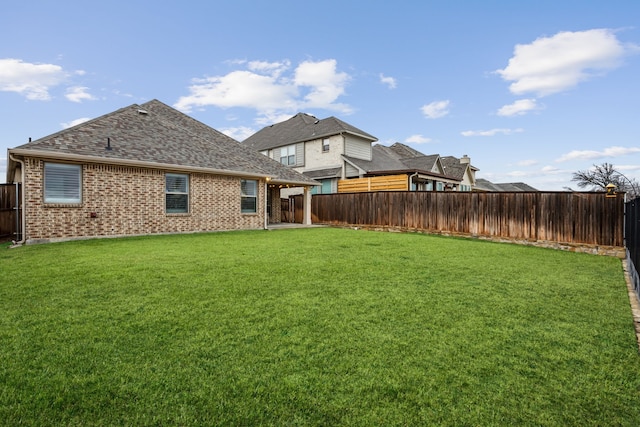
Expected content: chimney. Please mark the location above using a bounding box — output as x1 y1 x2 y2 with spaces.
460 154 470 165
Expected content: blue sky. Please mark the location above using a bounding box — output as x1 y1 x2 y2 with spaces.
2 0 639 190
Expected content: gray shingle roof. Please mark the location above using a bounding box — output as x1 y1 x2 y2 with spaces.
302 167 342 179
346 143 453 179
9 100 317 186
440 156 467 181
243 112 377 151
475 178 538 192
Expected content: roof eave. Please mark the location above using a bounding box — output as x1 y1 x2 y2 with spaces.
365 169 460 182
8 148 315 185
290 130 377 146
270 178 319 187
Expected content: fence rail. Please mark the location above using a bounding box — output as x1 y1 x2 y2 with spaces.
312 191 625 247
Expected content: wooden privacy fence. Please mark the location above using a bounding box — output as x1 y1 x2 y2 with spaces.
337 174 409 193
312 191 625 247
0 183 20 241
280 195 304 223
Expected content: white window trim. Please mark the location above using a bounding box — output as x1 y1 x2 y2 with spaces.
280 145 296 166
241 179 258 214
165 173 189 214
44 162 82 204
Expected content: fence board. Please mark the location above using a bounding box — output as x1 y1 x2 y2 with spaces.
337 174 409 193
0 183 20 240
311 191 624 247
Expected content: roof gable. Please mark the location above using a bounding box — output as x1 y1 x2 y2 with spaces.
9 100 316 186
243 113 377 151
440 156 467 180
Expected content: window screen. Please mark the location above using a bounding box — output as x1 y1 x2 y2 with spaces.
44 163 81 203
166 173 189 213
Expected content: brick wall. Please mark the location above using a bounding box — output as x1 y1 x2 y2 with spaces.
23 158 266 243
267 185 282 223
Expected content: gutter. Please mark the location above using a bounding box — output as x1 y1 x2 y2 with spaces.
8 154 26 245
264 179 269 230
8 148 318 188
9 149 318 186
8 148 272 180
408 172 419 191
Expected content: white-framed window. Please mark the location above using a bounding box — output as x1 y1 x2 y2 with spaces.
166 173 189 213
322 138 330 152
280 145 296 166
241 179 258 213
44 162 82 204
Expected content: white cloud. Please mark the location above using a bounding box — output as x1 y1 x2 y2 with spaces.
616 164 640 173
174 59 352 119
421 100 450 119
504 170 528 178
254 112 297 126
461 128 523 137
405 134 433 144
556 146 640 162
517 159 538 167
175 70 297 112
496 29 636 97
220 126 257 142
65 86 96 103
61 117 91 129
0 58 66 100
247 60 290 77
294 59 351 111
541 165 562 173
497 99 539 116
380 73 397 89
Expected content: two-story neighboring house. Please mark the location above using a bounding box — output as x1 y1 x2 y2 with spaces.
243 113 378 195
244 113 479 194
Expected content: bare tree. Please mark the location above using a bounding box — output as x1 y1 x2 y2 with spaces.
572 162 640 198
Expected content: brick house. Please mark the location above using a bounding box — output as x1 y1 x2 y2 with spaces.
5 100 317 244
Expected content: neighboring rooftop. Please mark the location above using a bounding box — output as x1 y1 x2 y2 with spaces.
475 178 538 192
243 113 377 151
8 100 317 186
345 143 473 182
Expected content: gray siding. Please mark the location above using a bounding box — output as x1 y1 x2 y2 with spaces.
345 163 360 177
344 136 372 160
296 142 305 166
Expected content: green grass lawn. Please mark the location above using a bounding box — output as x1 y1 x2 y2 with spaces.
1 228 639 426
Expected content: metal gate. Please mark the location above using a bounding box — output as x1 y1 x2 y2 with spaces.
625 196 640 300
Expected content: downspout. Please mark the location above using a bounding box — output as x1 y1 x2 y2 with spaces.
9 153 26 245
264 178 270 230
408 172 419 191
